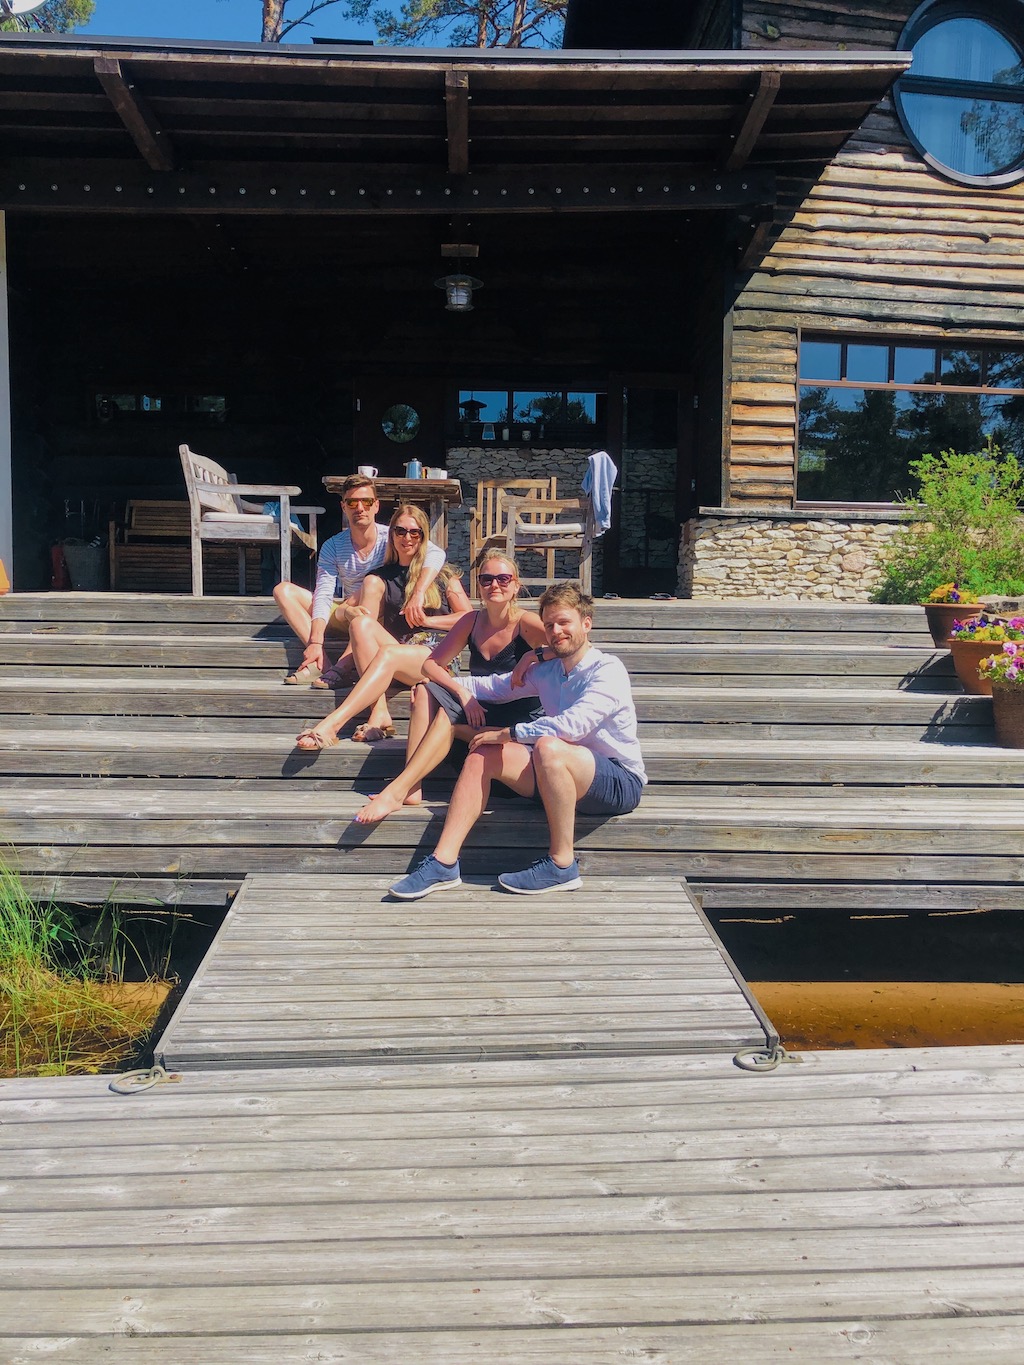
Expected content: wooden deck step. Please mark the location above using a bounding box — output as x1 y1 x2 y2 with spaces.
0 729 1016 783
0 591 931 634
5 782 1023 885
0 633 950 679
154 873 774 1069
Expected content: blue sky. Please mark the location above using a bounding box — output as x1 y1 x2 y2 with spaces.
80 1 377 45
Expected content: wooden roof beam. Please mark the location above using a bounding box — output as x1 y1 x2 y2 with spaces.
725 71 780 172
445 69 470 177
94 56 176 172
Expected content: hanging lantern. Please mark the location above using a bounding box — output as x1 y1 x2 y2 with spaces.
435 272 483 312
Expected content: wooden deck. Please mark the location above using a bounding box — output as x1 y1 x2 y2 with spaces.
2 591 1023 928
3 1044 1024 1359
154 873 774 1070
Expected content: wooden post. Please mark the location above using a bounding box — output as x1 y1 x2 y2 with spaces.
0 211 11 584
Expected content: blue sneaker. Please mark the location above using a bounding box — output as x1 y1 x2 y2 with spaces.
389 855 462 900
498 857 582 896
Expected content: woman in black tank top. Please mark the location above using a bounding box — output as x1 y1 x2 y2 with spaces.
353 553 547 825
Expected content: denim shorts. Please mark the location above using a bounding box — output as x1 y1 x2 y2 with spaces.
576 755 644 816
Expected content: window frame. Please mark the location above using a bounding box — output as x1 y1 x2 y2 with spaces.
893 0 1024 187
795 332 1024 509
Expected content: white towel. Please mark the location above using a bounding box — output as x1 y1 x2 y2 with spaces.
582 449 617 536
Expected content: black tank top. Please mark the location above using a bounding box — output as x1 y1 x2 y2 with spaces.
467 613 532 676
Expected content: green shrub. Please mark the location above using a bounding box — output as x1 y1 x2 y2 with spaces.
874 444 1024 603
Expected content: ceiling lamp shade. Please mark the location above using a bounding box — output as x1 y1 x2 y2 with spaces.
435 272 483 312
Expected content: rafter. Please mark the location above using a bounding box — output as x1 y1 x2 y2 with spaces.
94 56 176 173
445 69 470 178
725 71 780 172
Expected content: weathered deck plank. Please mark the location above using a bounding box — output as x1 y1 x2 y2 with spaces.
154 874 773 1068
3 1047 1024 1359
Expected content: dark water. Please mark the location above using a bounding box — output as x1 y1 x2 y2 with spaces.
707 908 1024 984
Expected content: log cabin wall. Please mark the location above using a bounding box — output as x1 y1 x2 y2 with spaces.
680 0 1024 597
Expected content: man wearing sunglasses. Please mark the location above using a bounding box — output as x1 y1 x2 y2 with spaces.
390 581 646 899
274 474 446 685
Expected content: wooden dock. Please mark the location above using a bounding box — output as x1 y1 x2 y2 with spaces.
154 873 775 1069
3 1045 1024 1359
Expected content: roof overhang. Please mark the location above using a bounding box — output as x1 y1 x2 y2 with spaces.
0 35 910 215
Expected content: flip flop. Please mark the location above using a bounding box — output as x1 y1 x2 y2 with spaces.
351 723 397 743
295 728 339 750
284 663 321 686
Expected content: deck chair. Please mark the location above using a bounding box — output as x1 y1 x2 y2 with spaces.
468 477 557 596
179 444 323 596
504 494 595 595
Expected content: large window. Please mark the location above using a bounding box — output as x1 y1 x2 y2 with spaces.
797 336 1024 503
455 389 605 444
894 1 1024 184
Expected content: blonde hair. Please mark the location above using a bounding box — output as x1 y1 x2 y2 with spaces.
478 552 522 621
385 504 440 610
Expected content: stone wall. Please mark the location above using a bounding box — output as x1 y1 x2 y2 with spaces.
677 508 906 600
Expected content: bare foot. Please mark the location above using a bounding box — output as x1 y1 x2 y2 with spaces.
404 788 422 807
353 791 404 824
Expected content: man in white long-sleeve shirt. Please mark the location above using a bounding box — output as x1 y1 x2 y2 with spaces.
274 474 446 685
390 581 646 899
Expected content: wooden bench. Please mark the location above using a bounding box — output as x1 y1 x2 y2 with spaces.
108 500 263 593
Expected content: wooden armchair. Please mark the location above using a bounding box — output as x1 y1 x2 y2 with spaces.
468 477 557 596
503 494 595 595
179 444 323 596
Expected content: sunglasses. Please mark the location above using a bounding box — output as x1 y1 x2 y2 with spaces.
393 526 424 539
478 572 515 587
344 496 376 508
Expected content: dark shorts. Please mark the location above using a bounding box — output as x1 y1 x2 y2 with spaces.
576 755 645 816
423 680 543 733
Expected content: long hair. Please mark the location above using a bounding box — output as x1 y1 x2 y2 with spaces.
384 503 441 609
478 552 522 621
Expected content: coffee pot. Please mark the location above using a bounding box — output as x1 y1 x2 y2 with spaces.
403 459 423 479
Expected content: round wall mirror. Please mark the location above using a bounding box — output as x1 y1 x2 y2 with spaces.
381 403 421 443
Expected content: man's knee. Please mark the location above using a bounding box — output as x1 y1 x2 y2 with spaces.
274 580 303 609
533 734 571 765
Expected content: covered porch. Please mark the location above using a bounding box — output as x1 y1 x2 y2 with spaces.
0 33 905 593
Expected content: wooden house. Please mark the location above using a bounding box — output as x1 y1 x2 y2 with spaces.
1 3 1014 599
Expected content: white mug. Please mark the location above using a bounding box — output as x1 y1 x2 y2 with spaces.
356 465 378 477
426 467 447 480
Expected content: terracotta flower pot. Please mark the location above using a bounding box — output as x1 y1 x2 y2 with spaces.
992 681 1024 748
922 601 984 646
949 638 997 695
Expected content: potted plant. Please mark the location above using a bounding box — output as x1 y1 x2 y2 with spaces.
922 582 984 647
874 444 1024 640
948 615 1024 694
978 644 1024 747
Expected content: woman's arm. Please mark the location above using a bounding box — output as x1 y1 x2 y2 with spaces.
420 612 480 706
518 611 547 647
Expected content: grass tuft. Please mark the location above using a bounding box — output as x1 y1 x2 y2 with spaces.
0 865 168 1077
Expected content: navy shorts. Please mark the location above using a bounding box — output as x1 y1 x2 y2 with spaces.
576 754 645 816
423 680 542 732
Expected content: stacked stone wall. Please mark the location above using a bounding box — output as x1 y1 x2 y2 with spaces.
678 511 905 600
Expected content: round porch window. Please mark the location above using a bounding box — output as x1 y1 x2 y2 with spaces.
895 2 1024 184
381 403 420 443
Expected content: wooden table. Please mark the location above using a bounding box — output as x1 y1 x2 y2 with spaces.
323 476 462 550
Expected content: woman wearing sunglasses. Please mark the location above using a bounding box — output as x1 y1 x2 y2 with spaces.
295 504 470 749
352 553 547 823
